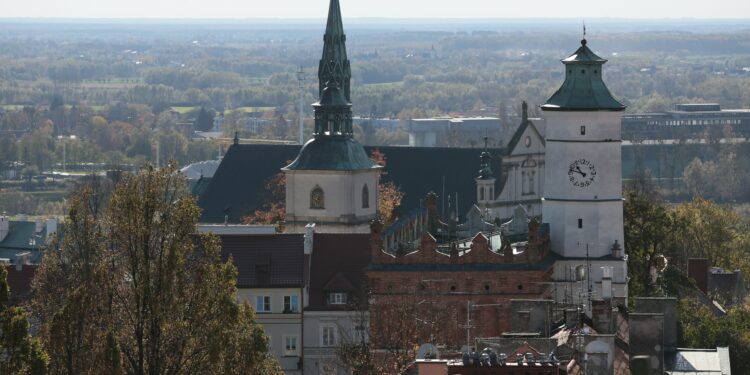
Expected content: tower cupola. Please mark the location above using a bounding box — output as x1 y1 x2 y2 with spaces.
542 39 625 112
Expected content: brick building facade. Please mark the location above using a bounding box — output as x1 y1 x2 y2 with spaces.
366 219 556 346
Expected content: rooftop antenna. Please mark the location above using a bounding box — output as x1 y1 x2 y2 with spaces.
582 21 587 45
296 66 306 145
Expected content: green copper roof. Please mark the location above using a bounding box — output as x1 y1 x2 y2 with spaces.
318 0 351 102
283 137 379 171
542 39 625 112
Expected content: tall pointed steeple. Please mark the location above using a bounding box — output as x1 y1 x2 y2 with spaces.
283 0 377 171
319 0 351 102
309 0 353 138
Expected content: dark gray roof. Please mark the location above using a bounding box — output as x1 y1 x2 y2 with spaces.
283 137 378 171
0 221 51 263
197 144 502 223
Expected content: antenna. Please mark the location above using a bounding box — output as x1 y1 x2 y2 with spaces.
583 21 587 39
296 66 306 145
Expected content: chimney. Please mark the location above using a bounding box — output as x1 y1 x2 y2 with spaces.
46 218 58 238
611 240 623 258
15 251 31 271
0 216 9 242
304 223 315 255
35 218 43 233
601 266 613 300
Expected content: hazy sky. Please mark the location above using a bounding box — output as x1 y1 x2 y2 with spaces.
5 0 750 19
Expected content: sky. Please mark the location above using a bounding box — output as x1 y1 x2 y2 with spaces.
4 0 750 19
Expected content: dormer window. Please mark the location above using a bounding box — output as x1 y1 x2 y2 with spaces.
328 292 347 305
310 186 325 209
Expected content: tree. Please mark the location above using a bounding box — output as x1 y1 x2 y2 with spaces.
33 166 280 375
194 107 215 132
243 162 288 225
370 149 404 226
623 189 683 299
0 266 49 374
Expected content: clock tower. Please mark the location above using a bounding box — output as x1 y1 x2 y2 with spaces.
541 37 628 304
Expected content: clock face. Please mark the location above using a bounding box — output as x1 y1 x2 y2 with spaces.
568 159 596 188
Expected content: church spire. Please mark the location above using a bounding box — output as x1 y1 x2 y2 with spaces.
312 0 353 138
319 0 351 102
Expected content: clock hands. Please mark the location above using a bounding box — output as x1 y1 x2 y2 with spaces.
569 166 587 178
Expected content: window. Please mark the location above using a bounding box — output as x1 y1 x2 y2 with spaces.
256 296 271 313
578 218 583 229
284 336 299 356
328 292 347 305
310 186 325 209
284 295 299 313
321 325 337 347
528 171 535 195
362 184 369 208
580 126 586 135
479 187 485 201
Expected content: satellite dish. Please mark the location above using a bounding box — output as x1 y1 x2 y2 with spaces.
417 343 440 359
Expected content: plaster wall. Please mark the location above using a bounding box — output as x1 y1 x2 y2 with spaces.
543 200 624 258
285 169 379 233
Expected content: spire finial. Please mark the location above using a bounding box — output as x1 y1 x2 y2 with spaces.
582 21 587 46
483 136 489 149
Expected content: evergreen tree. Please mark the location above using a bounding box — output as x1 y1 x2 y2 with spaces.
194 107 215 132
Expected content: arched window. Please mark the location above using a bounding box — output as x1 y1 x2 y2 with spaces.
479 187 485 201
310 186 325 209
362 184 369 209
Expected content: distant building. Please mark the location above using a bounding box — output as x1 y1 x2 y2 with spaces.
0 215 59 301
622 103 750 140
408 117 510 148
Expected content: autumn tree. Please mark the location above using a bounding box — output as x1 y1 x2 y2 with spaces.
34 166 280 375
0 266 48 375
370 149 404 226
337 288 459 374
243 161 289 225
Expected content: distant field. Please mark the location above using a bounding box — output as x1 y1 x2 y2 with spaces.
362 81 404 88
171 106 275 114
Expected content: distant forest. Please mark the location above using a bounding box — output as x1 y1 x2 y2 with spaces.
1 21 750 119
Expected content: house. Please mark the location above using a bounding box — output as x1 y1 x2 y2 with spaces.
303 230 371 374
215 230 305 374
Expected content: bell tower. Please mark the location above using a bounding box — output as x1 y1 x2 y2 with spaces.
541 36 628 305
282 0 381 234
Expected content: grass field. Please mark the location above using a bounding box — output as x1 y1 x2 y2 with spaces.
170 106 276 114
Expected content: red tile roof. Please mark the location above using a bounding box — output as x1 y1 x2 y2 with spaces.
308 233 371 310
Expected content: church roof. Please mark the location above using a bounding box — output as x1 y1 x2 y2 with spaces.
542 39 626 112
505 101 545 154
283 137 379 171
197 144 502 223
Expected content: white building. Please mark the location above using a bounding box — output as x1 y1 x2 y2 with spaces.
540 38 629 307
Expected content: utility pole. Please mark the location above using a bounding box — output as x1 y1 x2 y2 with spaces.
296 66 306 145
